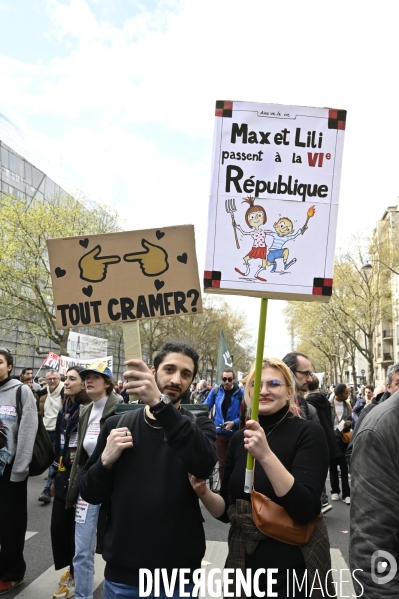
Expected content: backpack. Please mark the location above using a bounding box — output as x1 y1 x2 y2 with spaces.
16 385 55 477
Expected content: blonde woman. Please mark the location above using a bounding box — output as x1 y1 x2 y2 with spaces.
190 357 332 598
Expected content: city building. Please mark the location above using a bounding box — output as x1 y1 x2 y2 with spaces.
0 113 125 378
370 202 399 387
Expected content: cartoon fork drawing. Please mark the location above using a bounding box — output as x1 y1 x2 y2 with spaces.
225 198 240 249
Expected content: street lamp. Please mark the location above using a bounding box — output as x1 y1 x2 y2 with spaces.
361 258 399 276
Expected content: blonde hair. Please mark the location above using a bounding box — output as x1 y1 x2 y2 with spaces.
244 357 297 412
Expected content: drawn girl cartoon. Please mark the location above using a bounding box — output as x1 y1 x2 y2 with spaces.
234 197 268 282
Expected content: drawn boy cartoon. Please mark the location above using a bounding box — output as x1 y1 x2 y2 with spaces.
265 206 315 272
234 197 268 282
265 217 302 272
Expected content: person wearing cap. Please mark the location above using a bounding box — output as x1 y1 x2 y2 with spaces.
65 360 119 599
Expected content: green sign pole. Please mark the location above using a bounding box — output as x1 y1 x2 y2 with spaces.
244 297 268 493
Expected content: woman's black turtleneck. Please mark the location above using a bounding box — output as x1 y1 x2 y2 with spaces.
218 404 329 593
219 404 328 521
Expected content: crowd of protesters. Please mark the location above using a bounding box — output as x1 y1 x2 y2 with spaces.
1 343 399 598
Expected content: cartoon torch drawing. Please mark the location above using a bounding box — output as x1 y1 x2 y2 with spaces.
301 205 316 234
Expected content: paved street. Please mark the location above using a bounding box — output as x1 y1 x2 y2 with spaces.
8 474 354 598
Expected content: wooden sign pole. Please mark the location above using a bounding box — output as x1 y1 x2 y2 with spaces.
122 321 142 402
244 298 268 493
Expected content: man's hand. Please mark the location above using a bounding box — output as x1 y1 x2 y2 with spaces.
101 427 133 469
224 421 235 431
123 360 161 407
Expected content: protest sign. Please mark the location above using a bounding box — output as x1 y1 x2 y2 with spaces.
205 101 346 302
205 100 347 491
47 225 202 329
67 332 108 360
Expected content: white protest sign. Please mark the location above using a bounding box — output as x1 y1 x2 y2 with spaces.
204 101 346 302
67 332 108 360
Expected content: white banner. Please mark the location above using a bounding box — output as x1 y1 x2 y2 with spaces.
57 355 113 376
67 332 108 360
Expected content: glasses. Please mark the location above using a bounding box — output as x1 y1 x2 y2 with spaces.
249 379 286 390
222 377 233 382
294 370 314 378
47 377 59 381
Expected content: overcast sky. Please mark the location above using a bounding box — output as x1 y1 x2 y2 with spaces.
1 0 398 358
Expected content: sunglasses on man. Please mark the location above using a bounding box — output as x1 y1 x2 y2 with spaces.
222 377 233 382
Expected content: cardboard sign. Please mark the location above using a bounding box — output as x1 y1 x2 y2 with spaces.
205 101 346 302
47 225 202 328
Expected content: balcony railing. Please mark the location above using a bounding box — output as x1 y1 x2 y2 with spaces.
383 330 394 339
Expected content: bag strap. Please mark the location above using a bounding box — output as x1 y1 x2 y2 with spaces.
117 407 143 432
15 385 23 426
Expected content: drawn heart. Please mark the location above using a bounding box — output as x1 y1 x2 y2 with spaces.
154 279 165 291
82 286 93 297
55 267 66 278
156 230 165 240
79 238 89 248
177 253 187 264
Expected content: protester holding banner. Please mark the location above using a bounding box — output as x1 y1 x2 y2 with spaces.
190 357 333 598
79 342 217 599
50 366 91 599
65 360 119 599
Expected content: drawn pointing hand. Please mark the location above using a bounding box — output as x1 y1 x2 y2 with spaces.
79 245 121 282
123 238 169 276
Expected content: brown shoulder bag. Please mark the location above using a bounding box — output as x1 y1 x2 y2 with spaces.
251 461 321 545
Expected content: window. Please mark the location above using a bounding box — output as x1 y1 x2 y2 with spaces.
9 152 24 178
378 343 382 358
0 147 9 169
32 166 44 189
45 177 55 199
25 163 32 186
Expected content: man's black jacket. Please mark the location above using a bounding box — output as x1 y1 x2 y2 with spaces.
306 392 341 459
